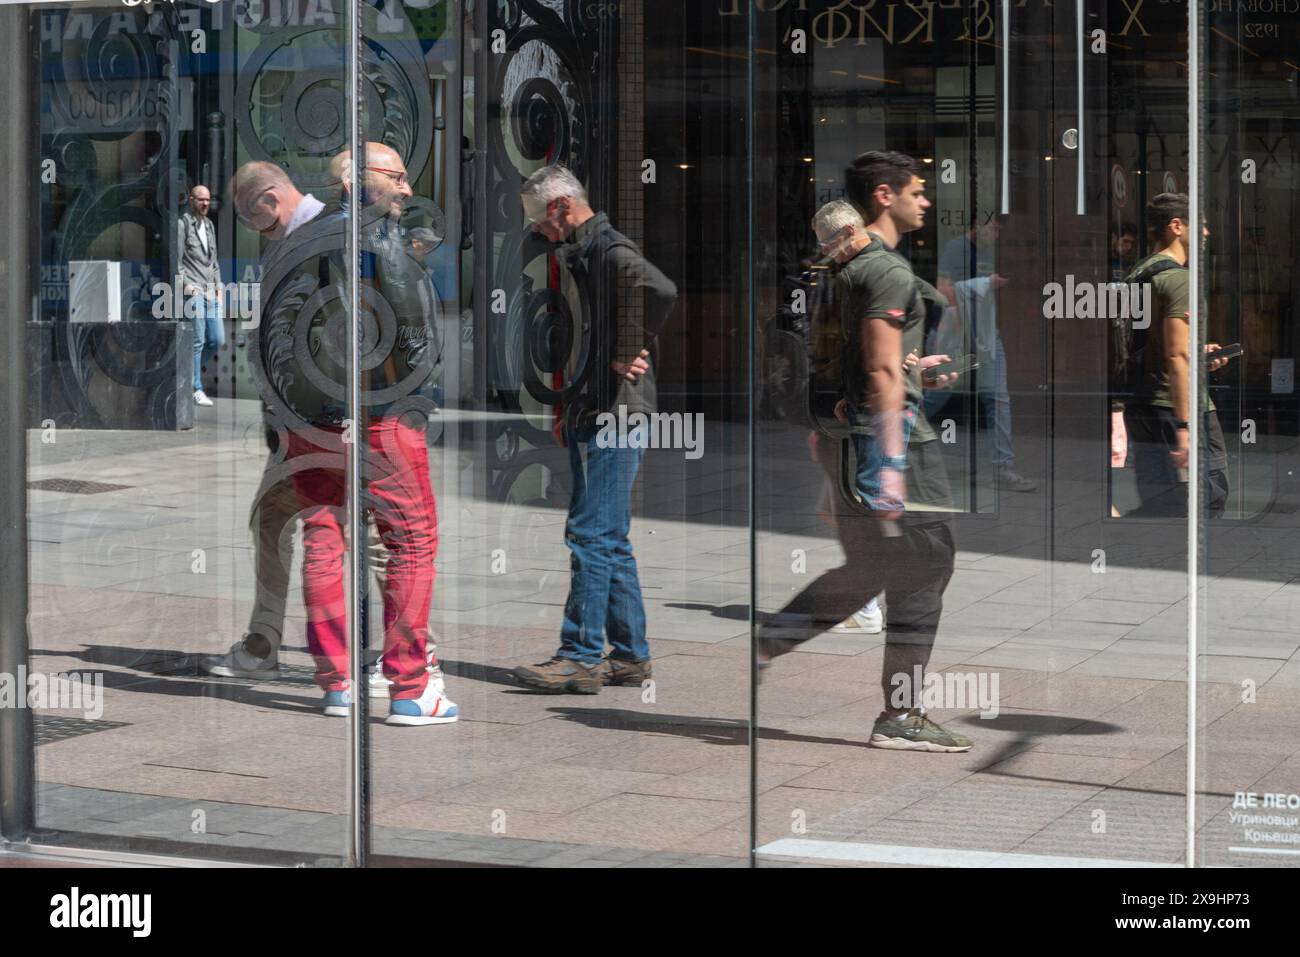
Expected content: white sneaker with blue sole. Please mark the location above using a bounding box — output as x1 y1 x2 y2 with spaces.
386 676 459 726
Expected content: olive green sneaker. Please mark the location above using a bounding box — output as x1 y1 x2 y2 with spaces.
593 657 652 686
869 708 973 753
511 656 602 694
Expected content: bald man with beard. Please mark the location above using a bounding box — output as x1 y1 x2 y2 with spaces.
207 148 457 728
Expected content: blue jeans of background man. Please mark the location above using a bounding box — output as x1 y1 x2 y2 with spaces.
190 295 225 392
849 402 916 510
923 336 1013 467
558 425 649 666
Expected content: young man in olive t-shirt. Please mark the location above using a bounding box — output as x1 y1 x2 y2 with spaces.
759 152 970 753
1117 193 1234 517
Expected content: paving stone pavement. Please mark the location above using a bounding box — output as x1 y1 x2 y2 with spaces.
17 399 1300 866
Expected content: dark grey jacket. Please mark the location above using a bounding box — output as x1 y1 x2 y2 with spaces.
555 213 677 428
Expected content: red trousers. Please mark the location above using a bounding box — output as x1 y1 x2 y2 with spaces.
286 419 438 699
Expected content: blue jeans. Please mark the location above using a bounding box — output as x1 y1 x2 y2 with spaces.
849 403 916 510
558 426 649 665
190 296 225 392
923 336 1014 466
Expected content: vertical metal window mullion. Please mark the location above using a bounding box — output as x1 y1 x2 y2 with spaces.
345 0 367 869
745 0 758 870
1186 0 1201 871
0 4 36 847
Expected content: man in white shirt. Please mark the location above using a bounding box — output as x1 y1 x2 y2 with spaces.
200 162 328 685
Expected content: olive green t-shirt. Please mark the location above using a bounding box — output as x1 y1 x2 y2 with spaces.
1131 252 1215 413
834 235 937 443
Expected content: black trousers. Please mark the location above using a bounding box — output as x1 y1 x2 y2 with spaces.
1123 404 1229 518
759 435 956 709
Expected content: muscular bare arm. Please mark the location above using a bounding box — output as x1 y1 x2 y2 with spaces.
863 315 905 459
1164 313 1191 467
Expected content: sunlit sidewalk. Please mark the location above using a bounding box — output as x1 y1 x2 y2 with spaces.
18 400 1300 866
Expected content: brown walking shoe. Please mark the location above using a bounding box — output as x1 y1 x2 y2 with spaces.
593 657 652 686
512 656 602 694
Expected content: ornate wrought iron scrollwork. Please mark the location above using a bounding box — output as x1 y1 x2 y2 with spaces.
236 6 446 435
484 0 603 509
234 15 434 192
39 5 183 428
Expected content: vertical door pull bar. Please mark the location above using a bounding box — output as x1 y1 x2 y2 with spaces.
1076 0 1086 215
1000 0 1010 215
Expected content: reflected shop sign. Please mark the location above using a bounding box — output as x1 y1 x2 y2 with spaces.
717 0 1295 46
37 0 358 50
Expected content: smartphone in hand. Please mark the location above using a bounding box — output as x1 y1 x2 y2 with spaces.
923 354 979 383
1208 342 1244 360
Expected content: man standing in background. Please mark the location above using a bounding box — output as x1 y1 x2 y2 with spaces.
934 219 1036 492
511 165 678 695
177 184 225 407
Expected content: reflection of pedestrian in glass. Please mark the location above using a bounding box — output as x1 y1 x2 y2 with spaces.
510 165 678 695
1113 193 1233 517
408 226 437 265
758 152 970 753
210 151 458 727
202 162 327 681
933 219 1036 492
811 200 890 637
1111 222 1138 281
177 184 225 407
207 163 395 692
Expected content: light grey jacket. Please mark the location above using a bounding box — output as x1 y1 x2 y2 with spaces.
177 211 221 294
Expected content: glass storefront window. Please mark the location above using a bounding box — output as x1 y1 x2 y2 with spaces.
0 0 1296 870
